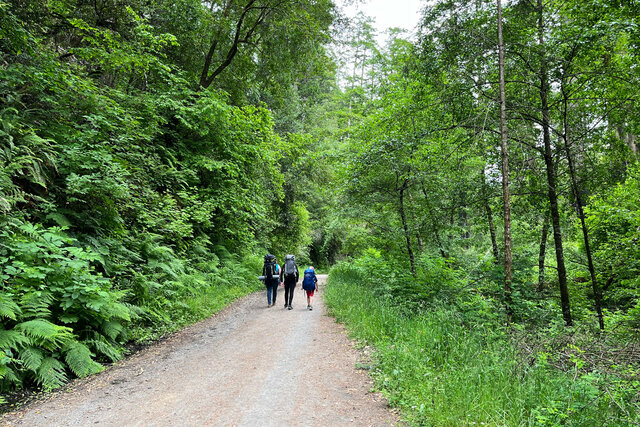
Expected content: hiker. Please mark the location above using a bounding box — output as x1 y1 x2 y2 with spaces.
301 266 318 311
280 254 299 310
262 254 281 307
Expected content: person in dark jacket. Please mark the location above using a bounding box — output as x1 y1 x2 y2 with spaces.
280 254 299 310
262 254 281 308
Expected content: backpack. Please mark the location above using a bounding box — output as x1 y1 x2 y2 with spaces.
302 268 316 291
283 255 297 280
263 254 278 282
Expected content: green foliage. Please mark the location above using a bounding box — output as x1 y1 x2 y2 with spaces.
326 262 640 426
0 219 130 392
586 166 640 324
5 0 328 403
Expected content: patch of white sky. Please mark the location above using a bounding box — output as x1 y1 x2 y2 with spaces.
338 0 425 45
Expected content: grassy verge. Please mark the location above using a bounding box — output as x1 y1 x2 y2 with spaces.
324 265 639 426
129 255 262 343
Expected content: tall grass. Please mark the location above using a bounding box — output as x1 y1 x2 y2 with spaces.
325 265 639 426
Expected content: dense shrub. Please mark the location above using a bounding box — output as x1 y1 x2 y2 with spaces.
326 257 640 426
0 219 131 394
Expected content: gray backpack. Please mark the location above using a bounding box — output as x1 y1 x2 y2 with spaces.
283 255 297 280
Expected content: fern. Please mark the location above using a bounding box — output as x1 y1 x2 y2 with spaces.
102 301 132 322
18 345 44 371
101 320 124 341
213 245 233 262
0 364 21 388
64 341 102 378
0 329 28 350
16 319 72 349
36 357 66 390
20 292 53 319
86 338 122 363
0 294 21 320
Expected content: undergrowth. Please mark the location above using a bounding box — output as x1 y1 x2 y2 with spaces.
0 218 262 404
325 260 640 426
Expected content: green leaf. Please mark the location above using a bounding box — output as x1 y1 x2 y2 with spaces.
36 357 67 390
0 329 28 350
0 294 21 320
18 345 44 371
16 320 72 349
64 341 102 378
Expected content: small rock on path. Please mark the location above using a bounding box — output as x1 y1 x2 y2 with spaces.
3 275 399 426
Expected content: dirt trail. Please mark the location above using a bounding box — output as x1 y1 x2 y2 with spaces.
3 275 399 426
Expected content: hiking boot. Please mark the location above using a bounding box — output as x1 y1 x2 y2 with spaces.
288 305 293 310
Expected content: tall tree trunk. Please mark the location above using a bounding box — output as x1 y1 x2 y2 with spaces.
421 183 448 259
537 0 572 326
408 192 425 253
497 0 513 322
538 214 549 292
561 87 604 330
481 168 500 262
399 178 417 277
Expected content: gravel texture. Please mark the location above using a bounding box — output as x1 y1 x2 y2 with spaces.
2 275 400 426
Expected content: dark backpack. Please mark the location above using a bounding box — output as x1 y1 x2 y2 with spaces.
302 268 316 291
283 255 297 280
263 254 277 282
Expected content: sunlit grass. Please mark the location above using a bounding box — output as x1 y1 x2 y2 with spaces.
325 267 639 426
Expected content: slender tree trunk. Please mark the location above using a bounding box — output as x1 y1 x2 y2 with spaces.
537 0 572 326
538 214 549 292
408 192 424 253
421 183 448 259
497 0 513 322
481 168 500 262
416 232 424 254
399 178 417 277
561 88 604 329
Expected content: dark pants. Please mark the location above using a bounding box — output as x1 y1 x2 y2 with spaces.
284 279 296 306
266 281 278 305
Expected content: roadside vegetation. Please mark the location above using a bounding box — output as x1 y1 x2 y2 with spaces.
2 0 640 422
322 1 640 425
0 0 335 401
326 255 640 425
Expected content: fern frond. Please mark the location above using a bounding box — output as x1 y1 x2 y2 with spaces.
36 357 67 390
122 302 144 320
101 320 124 341
0 364 21 387
18 345 44 371
86 338 122 363
64 341 102 378
16 319 72 349
0 294 21 320
20 292 53 319
103 302 132 322
0 329 28 350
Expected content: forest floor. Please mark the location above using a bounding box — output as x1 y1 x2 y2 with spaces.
2 275 400 426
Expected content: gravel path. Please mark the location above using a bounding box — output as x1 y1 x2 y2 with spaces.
2 275 399 426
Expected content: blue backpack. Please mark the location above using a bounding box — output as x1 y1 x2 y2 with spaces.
302 268 316 291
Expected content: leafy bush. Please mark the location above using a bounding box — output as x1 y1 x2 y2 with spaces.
326 263 640 426
0 218 132 394
586 166 640 326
